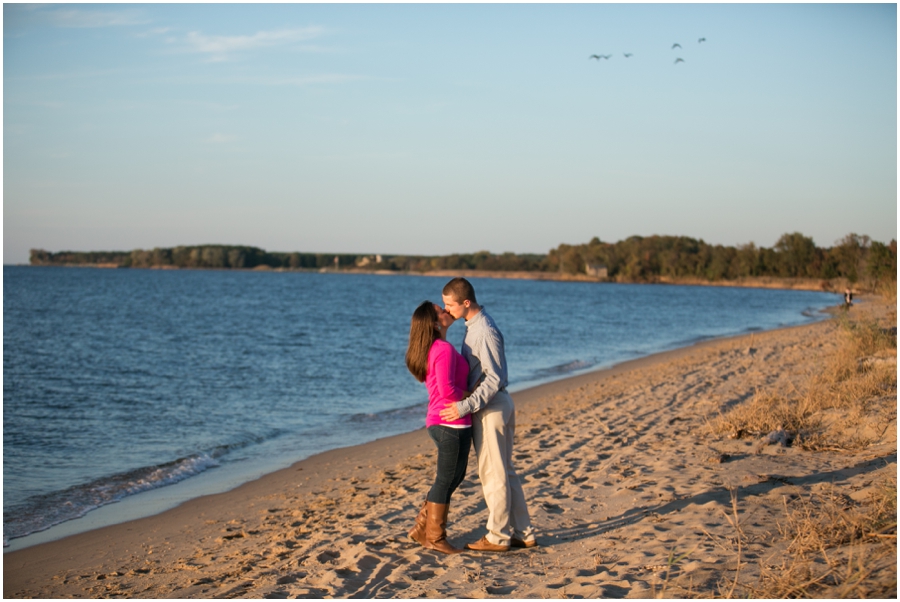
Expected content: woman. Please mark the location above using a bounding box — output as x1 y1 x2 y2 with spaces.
404 301 472 555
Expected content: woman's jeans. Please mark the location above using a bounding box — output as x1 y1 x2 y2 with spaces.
426 425 472 505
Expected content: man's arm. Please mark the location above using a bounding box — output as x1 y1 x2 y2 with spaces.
455 327 505 418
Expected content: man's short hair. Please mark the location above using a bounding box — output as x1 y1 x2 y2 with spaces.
442 277 477 304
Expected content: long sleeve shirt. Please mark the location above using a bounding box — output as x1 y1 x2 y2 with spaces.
455 308 509 418
425 339 472 428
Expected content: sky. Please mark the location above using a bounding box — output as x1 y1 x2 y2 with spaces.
3 2 897 264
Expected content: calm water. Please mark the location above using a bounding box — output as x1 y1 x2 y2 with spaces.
3 266 839 547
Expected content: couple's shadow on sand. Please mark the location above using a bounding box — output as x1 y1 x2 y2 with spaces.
450 452 894 549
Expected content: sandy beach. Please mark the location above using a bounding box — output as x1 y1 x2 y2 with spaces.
5 296 896 599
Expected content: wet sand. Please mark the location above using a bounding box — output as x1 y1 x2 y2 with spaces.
5 299 896 598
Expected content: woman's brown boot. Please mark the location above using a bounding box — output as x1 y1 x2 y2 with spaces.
424 502 463 554
407 500 428 546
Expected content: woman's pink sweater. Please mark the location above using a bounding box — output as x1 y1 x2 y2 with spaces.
425 339 472 428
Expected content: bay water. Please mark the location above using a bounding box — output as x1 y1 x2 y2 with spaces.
3 266 839 548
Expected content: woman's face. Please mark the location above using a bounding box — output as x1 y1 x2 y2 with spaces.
434 304 455 331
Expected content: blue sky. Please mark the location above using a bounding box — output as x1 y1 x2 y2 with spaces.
4 3 897 264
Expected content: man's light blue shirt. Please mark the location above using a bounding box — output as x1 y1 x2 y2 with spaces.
455 308 509 418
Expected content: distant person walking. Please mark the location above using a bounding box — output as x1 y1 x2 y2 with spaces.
844 288 854 310
439 277 536 552
404 301 472 554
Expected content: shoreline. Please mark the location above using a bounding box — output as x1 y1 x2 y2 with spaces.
9 298 892 597
3 306 836 555
9 263 851 293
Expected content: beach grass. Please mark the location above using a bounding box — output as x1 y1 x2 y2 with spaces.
739 475 897 598
713 311 897 453
708 305 897 598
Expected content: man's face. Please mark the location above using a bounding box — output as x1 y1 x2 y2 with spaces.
433 304 455 329
442 294 468 320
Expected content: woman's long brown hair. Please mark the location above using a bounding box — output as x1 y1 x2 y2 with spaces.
405 301 439 382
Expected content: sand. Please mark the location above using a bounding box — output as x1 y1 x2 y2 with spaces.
4 298 896 599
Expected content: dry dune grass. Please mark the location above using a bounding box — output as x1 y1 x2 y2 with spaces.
748 476 896 598
713 313 897 453
708 298 897 598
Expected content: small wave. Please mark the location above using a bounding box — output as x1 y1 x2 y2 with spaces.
2 434 277 547
531 359 594 379
3 453 219 546
668 334 718 348
347 401 427 424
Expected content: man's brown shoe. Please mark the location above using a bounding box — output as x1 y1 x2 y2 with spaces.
511 537 538 548
465 536 509 552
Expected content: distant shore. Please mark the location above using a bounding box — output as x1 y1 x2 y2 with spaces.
13 263 846 293
407 269 840 292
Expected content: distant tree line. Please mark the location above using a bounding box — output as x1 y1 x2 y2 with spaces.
29 232 896 286
30 246 369 270
379 251 546 273
545 233 896 284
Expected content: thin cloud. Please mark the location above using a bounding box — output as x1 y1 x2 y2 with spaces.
134 26 174 38
7 69 127 82
130 73 376 88
178 27 326 61
181 100 241 112
249 74 373 86
42 7 150 28
191 74 376 86
206 134 236 144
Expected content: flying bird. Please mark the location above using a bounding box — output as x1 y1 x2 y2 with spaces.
589 54 601 60
674 57 685 64
698 37 706 43
672 43 682 49
623 53 633 58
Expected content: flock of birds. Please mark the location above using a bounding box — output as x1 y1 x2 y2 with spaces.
590 37 706 65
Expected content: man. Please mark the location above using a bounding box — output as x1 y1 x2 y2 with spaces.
439 277 537 552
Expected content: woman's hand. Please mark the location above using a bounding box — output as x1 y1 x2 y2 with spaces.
439 402 461 422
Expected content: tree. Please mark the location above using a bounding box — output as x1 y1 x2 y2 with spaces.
774 232 817 278
866 240 897 282
30 249 51 265
733 243 761 278
829 233 870 283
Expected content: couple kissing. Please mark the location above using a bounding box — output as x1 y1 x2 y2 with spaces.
404 277 537 554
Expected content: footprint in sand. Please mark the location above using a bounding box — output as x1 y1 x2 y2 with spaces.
356 555 381 570
316 550 341 563
276 572 305 585
291 586 330 597
541 502 565 514
486 583 517 595
409 570 436 580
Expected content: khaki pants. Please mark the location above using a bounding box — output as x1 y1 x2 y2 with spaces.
472 390 534 545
